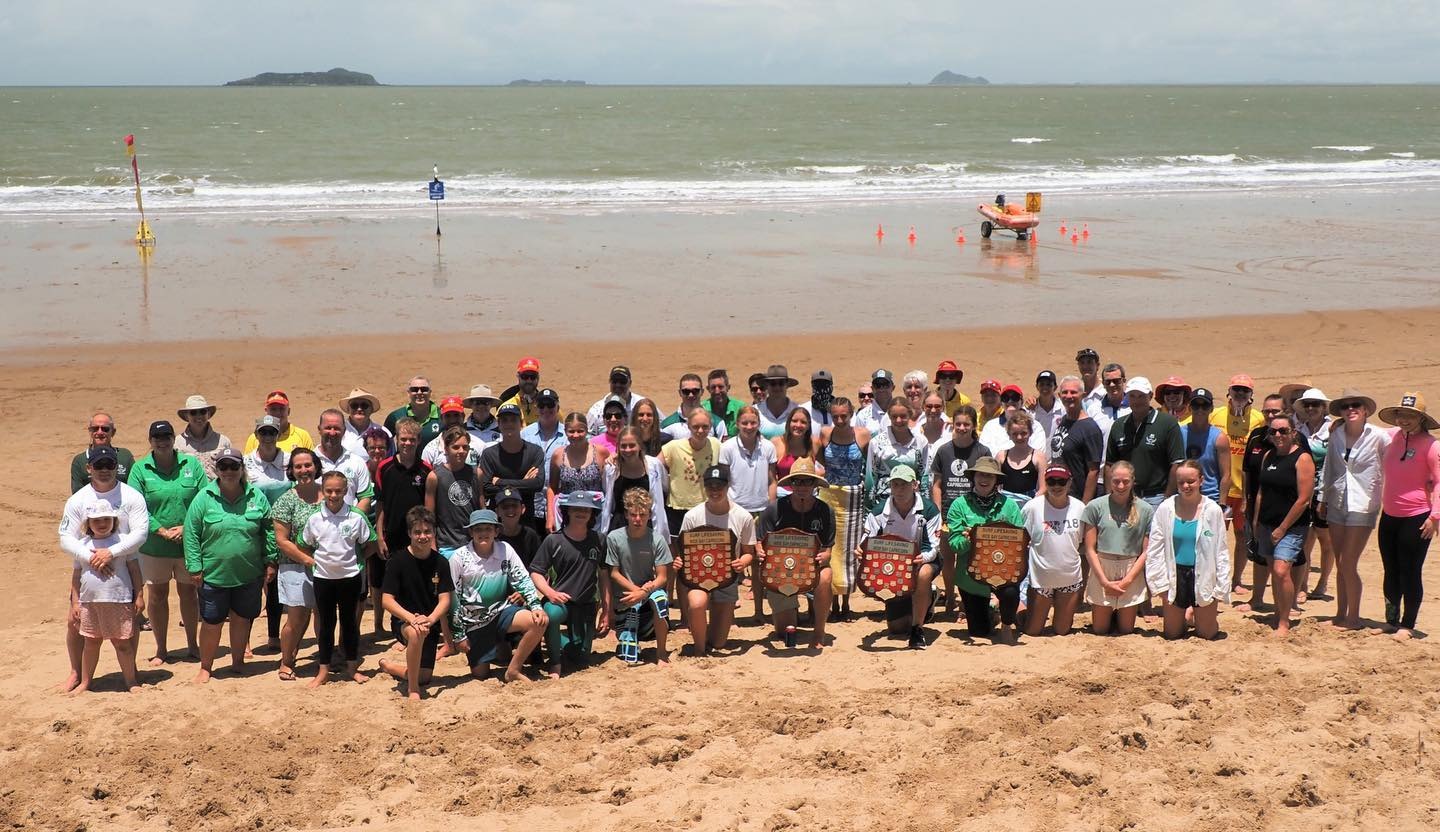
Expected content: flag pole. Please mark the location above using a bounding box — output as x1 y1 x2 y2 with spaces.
125 134 155 246
433 163 442 237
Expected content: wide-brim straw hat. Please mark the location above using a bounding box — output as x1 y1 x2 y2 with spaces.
965 457 1004 478
339 388 382 412
177 394 217 418
777 457 825 487
764 364 799 388
463 384 500 408
1278 382 1311 403
1328 388 1377 418
1378 392 1440 432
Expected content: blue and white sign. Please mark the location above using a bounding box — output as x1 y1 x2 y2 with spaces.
428 179 445 200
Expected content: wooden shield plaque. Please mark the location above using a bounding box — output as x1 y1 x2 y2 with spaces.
858 534 919 601
761 528 820 597
967 522 1030 587
678 525 739 592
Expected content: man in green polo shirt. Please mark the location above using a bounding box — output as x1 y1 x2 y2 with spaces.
1104 376 1185 505
70 411 136 493
702 369 745 437
384 375 442 447
127 419 207 666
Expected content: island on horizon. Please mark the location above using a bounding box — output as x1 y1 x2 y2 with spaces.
224 68 379 87
928 70 990 86
507 79 587 87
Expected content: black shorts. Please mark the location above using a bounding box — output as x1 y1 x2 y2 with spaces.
665 506 687 540
1171 564 1198 610
366 553 388 593
1309 497 1328 529
198 577 263 625
390 617 441 669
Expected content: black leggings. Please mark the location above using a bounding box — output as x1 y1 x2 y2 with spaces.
314 575 363 665
962 584 1021 637
1378 512 1433 630
265 575 282 639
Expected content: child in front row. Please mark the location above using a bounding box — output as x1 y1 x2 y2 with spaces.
301 471 378 688
379 507 454 699
71 501 143 693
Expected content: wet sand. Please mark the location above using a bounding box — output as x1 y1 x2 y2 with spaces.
3 302 1440 830
2 185 1439 349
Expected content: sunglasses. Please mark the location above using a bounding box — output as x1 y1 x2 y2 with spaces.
1301 401 1325 408
182 409 209 418
409 386 430 394
90 460 118 470
1262 409 1283 417
519 373 539 381
858 392 874 400
1045 478 1069 487
216 461 243 471
349 402 372 411
680 387 703 396
750 386 764 395
538 402 558 410
1103 378 1126 386
937 374 961 382
1269 427 1292 435
923 404 944 412
1000 396 1022 404
872 381 893 389
257 429 280 438
89 425 114 433
604 413 626 421
1340 401 1366 411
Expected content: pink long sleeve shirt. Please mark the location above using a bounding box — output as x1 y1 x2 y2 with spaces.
1381 428 1440 520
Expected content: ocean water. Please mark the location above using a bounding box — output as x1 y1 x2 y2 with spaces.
2 85 1438 219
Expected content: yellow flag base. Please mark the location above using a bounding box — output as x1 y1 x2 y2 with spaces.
135 220 155 247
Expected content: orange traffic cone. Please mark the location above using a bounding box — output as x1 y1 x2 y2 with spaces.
1081 223 1090 239
876 223 885 239
956 229 966 244
1059 220 1068 236
907 226 917 244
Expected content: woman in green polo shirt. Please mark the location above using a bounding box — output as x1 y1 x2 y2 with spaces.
127 420 207 667
183 448 278 684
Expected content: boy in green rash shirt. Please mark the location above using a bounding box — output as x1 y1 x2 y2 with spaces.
183 449 279 684
946 457 1025 645
127 420 207 666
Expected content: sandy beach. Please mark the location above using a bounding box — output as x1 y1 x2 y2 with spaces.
4 258 1440 829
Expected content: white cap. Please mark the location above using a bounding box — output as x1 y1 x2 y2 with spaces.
1125 376 1153 395
1298 387 1330 403
85 500 121 520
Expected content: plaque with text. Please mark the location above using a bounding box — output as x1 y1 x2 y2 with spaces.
678 525 739 592
967 522 1029 587
761 528 821 597
858 534 919 601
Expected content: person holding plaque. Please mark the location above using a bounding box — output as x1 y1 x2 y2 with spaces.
946 457 1026 644
858 465 939 649
677 464 756 656
1081 461 1156 635
756 459 835 649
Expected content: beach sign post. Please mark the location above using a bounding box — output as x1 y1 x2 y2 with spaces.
124 134 155 247
429 164 445 237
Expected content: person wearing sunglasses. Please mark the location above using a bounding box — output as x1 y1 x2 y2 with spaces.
854 369 898 434
184 448 279 683
1293 388 1335 604
498 357 543 427
174 395 233 479
662 374 728 442
1375 392 1440 640
1214 375 1265 582
243 391 314 455
244 416 292 505
128 420 207 667
1236 395 1288 608
816 397 869 620
383 377 441 448
1021 465 1085 636
1179 388 1230 504
1144 460 1230 640
592 395 629 456
338 388 389 456
587 366 647 436
975 379 1005 433
1319 389 1386 629
58 445 151 692
1251 413 1315 637
935 360 972 423
980 385 1049 455
71 411 135 493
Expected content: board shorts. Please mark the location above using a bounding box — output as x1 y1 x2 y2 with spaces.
198 577 264 625
139 554 193 586
464 604 524 668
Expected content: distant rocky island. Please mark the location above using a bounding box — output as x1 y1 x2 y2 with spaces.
507 79 586 87
224 68 379 87
928 71 990 86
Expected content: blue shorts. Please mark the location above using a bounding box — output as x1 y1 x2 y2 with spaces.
198 577 264 625
464 604 523 668
1255 524 1308 565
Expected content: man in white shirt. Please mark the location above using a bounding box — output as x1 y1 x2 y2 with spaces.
422 396 478 468
979 385 1049 452
58 446 151 692
314 409 374 513
1030 370 1064 438
339 388 390 456
854 369 898 433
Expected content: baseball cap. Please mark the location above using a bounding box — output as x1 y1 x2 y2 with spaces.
1036 370 1057 385
439 395 466 415
255 415 282 433
214 448 244 465
1190 387 1215 406
1228 374 1255 392
463 509 500 528
935 359 963 379
871 369 894 383
1044 465 1072 481
702 463 731 484
811 369 834 385
601 394 628 412
609 365 632 382
537 387 560 405
1000 384 1024 400
265 390 290 407
148 420 175 438
1126 376 1154 395
87 446 118 464
496 403 522 418
558 490 605 511
980 379 1002 394
516 356 541 374
495 486 524 505
888 464 917 483
1075 347 1099 361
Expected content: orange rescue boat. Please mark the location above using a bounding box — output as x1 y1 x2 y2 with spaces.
977 194 1039 240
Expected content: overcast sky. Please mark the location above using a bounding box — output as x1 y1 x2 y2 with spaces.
2 0 1436 85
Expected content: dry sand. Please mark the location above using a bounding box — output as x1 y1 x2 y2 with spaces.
3 306 1440 830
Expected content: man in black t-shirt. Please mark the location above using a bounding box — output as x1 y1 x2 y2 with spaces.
479 404 546 533
756 460 836 649
1049 376 1103 502
377 507 454 700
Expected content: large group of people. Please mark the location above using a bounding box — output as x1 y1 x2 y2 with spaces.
59 353 1439 697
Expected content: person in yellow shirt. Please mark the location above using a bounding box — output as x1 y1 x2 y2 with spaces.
242 391 315 455
976 379 1004 432
1212 374 1264 584
935 360 972 422
498 357 543 427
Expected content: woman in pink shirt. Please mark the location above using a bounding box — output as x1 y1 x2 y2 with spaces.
1376 393 1440 641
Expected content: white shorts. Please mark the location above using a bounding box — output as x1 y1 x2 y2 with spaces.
276 562 315 609
139 554 193 586
1084 554 1148 609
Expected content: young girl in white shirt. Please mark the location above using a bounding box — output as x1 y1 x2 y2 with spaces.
70 501 143 693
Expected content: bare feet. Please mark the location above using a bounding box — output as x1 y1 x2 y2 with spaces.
1232 602 1254 613
407 690 422 701
809 638 826 650
546 666 562 680
68 684 91 696
349 671 370 684
1393 628 1414 641
193 668 212 684
1295 591 1308 605
307 669 327 689
59 672 80 694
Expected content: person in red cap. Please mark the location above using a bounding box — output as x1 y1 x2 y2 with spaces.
1021 464 1086 636
243 391 314 455
935 360 972 423
1214 373 1265 593
420 396 471 469
976 379 1004 432
499 357 543 427
979 385 1048 454
1156 376 1193 424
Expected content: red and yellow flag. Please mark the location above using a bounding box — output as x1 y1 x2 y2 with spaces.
124 134 154 245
